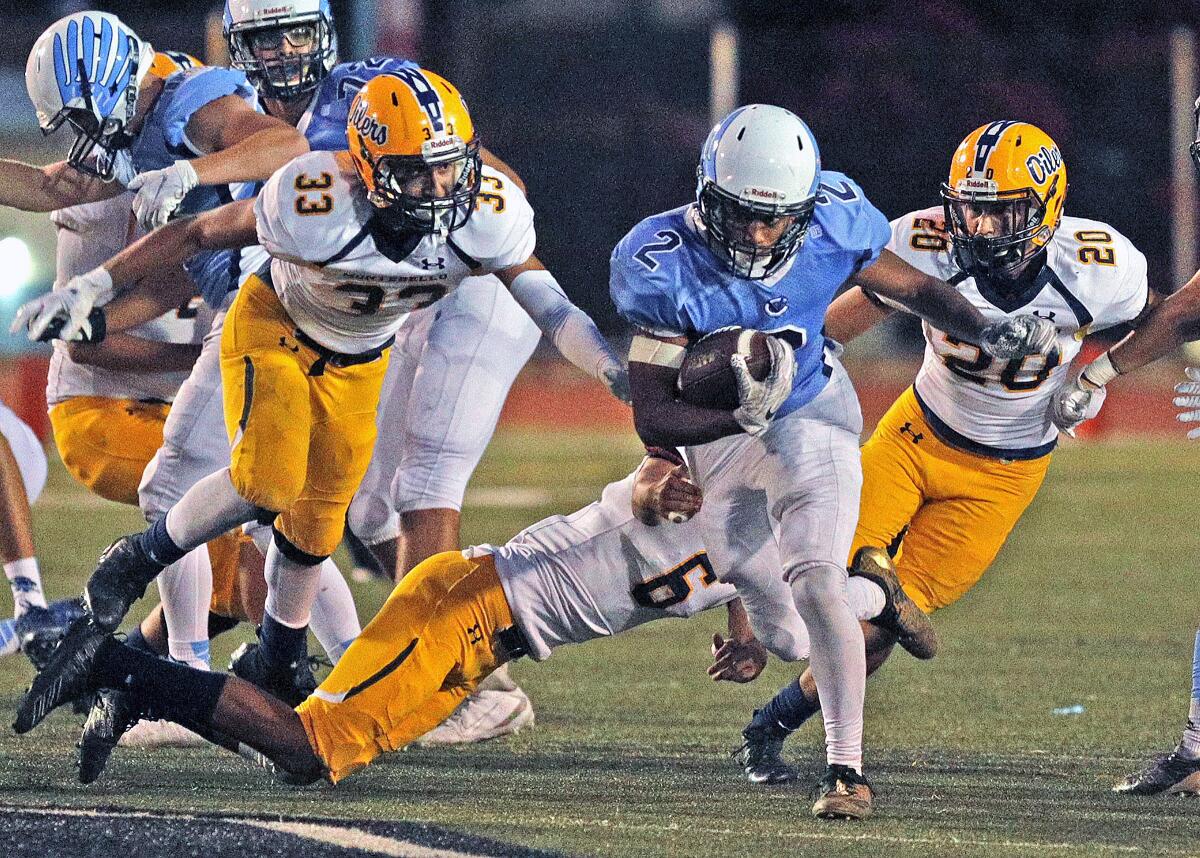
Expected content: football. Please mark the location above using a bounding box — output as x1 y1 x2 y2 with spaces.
677 327 771 410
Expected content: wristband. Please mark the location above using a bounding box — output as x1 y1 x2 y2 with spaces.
1080 351 1121 389
644 445 685 467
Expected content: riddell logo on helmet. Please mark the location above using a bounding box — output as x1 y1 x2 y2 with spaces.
255 5 294 18
349 100 388 146
744 187 786 201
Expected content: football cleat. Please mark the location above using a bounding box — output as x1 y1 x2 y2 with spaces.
13 616 109 734
85 535 165 632
732 723 799 785
1114 749 1200 796
851 546 939 660
414 688 534 746
811 764 874 820
78 688 141 784
229 641 318 707
15 597 87 671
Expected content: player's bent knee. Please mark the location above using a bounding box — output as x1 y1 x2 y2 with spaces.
273 526 331 567
788 562 849 613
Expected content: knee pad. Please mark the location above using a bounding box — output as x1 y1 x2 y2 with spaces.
347 488 400 547
788 562 849 614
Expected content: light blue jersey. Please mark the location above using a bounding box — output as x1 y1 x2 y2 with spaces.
610 171 890 418
131 66 261 306
300 57 418 151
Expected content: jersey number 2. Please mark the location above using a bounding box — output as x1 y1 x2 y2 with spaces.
633 230 682 271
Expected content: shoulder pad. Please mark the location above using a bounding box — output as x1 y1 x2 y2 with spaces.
609 211 691 336
812 170 891 262
448 167 535 272
255 151 365 264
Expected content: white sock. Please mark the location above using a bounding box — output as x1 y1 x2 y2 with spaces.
5 557 47 617
164 469 260 552
309 558 361 664
846 576 886 621
1181 630 1200 759
158 543 214 669
263 537 324 629
790 563 866 771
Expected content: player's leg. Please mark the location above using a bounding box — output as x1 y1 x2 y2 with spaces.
0 414 47 621
49 397 169 505
1114 629 1200 795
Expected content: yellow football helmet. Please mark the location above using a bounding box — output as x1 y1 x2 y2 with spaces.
346 68 481 235
941 121 1067 281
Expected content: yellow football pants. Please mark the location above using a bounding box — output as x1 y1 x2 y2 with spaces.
851 387 1051 613
296 551 515 782
221 274 389 558
49 396 169 506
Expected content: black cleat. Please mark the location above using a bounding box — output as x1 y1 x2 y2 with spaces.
15 597 86 671
229 641 318 707
811 763 874 820
85 536 165 632
78 688 142 784
13 616 109 734
732 723 798 785
1114 749 1200 795
851 546 939 660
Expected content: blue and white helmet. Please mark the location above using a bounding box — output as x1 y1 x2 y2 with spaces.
696 105 822 279
25 12 154 181
223 0 338 100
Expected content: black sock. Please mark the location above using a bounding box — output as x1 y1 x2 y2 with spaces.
123 625 157 655
137 517 187 568
208 612 240 639
749 679 821 737
260 613 307 671
95 638 227 725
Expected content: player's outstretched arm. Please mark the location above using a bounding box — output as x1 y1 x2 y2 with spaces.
1103 270 1200 376
66 335 202 373
855 248 1056 357
10 199 258 342
0 158 120 212
709 599 769 684
824 286 895 344
498 255 629 401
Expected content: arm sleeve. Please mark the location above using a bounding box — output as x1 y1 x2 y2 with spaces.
509 269 622 381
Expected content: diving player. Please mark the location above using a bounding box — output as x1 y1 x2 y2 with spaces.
737 122 1151 786
222 0 542 741
6 11 313 671
17 70 626 721
612 105 1056 819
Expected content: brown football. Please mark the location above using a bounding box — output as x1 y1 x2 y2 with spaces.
677 327 771 410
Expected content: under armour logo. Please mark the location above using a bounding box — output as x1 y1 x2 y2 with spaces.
419 257 446 270
1033 310 1056 321
765 296 789 317
465 623 483 645
899 422 924 444
278 336 299 353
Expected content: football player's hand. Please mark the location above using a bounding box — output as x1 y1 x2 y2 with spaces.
1174 366 1200 440
602 363 631 404
980 314 1058 359
732 335 796 435
128 159 199 231
707 632 768 683
10 269 113 342
644 463 703 524
1050 374 1108 437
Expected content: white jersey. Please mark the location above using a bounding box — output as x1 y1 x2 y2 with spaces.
476 472 739 662
45 195 211 406
255 151 535 354
885 208 1148 456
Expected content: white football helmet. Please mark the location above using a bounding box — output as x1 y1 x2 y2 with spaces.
25 12 154 181
696 104 822 279
223 0 337 100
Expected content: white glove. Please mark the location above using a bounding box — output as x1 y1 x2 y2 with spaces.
732 335 796 435
602 364 631 404
980 314 1058 360
1049 375 1108 437
9 267 114 342
1174 366 1200 440
128 159 199 231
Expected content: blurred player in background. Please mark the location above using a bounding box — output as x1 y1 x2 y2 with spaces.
737 121 1151 785
612 105 1054 818
221 0 543 742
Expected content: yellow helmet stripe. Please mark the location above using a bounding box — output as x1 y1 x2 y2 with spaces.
387 68 447 134
972 119 1019 175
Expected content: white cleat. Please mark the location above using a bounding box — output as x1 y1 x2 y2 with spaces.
415 687 534 746
117 718 207 749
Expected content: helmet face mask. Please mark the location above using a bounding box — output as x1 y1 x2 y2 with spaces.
1191 95 1200 176
369 142 482 236
942 186 1048 282
223 0 337 100
697 179 814 279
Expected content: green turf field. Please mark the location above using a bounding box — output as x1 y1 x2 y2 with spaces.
2 431 1199 856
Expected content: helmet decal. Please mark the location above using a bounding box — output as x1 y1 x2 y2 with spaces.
389 68 445 134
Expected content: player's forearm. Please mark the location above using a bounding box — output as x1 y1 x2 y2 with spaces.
892 276 987 342
1105 277 1200 375
0 159 109 211
66 336 201 372
191 125 309 185
103 217 205 289
629 362 741 448
507 267 623 381
824 286 893 344
726 599 755 643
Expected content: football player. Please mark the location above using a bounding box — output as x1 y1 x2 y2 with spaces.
26 453 874 786
1050 101 1200 795
612 105 1056 819
5 11 315 673
17 70 626 721
736 121 1152 786
222 0 543 741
